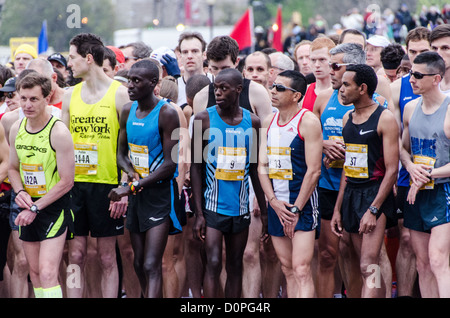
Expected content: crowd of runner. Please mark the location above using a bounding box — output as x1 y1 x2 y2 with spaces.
0 7 449 299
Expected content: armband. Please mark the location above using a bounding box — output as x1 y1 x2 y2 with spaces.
129 181 141 194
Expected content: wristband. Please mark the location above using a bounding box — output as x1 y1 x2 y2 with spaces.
16 189 26 196
269 196 276 202
129 181 141 194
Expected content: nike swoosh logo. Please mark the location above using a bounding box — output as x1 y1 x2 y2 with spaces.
359 129 373 135
149 217 163 222
116 225 124 230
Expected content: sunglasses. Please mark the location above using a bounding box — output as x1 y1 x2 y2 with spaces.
5 92 15 99
271 83 299 93
329 62 353 71
409 70 438 80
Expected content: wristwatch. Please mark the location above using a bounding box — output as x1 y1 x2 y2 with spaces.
369 205 378 216
30 204 39 214
290 206 301 214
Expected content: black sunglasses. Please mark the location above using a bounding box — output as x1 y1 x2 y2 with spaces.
5 92 15 99
271 83 299 93
409 70 438 80
329 62 353 71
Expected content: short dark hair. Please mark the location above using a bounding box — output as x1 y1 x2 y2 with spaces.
405 27 430 48
178 31 207 52
338 29 366 47
129 59 160 84
103 47 117 69
430 24 450 44
215 68 243 88
70 33 105 67
206 36 239 64
278 70 307 102
413 51 446 77
381 43 405 70
16 72 52 98
186 74 211 101
346 64 378 98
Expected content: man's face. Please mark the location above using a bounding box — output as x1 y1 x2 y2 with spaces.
339 71 360 105
270 75 299 109
5 91 20 111
14 53 33 74
296 44 312 76
431 36 450 71
244 54 270 87
366 44 383 69
102 59 117 79
67 45 89 79
127 67 157 101
19 86 49 119
49 60 69 80
179 37 205 75
213 76 241 110
384 68 399 82
341 33 366 49
310 47 331 80
407 40 430 63
409 63 440 95
330 53 347 90
208 55 237 77
121 46 139 70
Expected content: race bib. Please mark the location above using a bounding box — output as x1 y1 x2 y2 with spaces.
412 155 435 190
268 146 293 180
344 143 369 178
129 143 149 178
74 143 98 175
215 147 246 181
328 136 345 169
22 163 47 197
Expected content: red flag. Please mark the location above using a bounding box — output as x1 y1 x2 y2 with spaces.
230 8 254 50
185 0 191 25
272 5 283 52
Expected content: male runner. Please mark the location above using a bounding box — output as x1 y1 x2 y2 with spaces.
389 26 430 297
108 59 181 298
331 64 399 298
9 72 74 298
258 70 322 298
62 33 130 298
190 68 267 298
400 52 450 298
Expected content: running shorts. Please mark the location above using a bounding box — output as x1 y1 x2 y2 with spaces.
71 182 124 237
19 192 74 242
404 182 450 233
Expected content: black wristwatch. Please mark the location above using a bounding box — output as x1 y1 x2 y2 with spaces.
30 204 39 214
369 205 378 216
290 206 301 214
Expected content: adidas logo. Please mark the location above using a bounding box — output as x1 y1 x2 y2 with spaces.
431 216 438 222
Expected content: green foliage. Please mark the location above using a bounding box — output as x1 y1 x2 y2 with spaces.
251 0 314 28
0 0 115 52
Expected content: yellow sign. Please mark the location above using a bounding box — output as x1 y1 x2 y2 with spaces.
9 37 38 59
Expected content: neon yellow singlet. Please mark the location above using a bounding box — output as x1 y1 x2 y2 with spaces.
15 116 60 198
69 80 121 184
